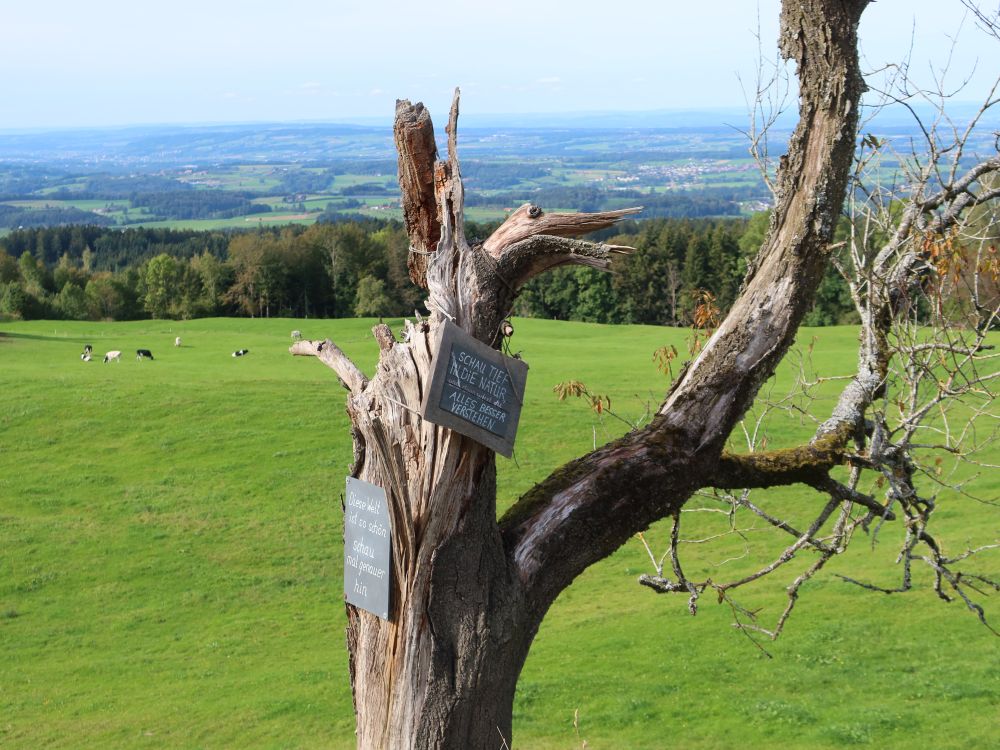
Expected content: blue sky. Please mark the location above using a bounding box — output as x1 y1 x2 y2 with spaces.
2 1 995 129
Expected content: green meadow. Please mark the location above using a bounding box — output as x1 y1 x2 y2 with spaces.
121 216 321 232
1 318 997 749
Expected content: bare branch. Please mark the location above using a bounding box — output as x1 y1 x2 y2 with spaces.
736 4 793 198
961 0 1000 42
734 493 836 551
815 476 896 520
493 235 634 290
289 339 368 394
482 203 641 258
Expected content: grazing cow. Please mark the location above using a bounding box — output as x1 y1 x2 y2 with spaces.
103 350 122 363
232 349 250 357
136 349 154 361
174 337 182 347
291 330 302 341
81 353 92 362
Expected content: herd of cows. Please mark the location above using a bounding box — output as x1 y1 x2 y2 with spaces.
77 330 304 364
80 338 174 363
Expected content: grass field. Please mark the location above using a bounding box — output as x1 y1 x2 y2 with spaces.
121 215 323 232
1 318 998 749
1 200 117 211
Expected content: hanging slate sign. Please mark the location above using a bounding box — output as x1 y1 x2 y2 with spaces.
421 319 528 458
344 477 392 620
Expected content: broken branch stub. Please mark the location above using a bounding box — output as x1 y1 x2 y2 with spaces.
289 339 367 394
394 99 441 289
482 203 642 258
495 235 636 291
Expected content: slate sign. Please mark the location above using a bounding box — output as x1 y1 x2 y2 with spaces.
421 319 528 457
344 477 392 620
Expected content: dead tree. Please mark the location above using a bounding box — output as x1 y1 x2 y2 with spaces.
288 1 993 746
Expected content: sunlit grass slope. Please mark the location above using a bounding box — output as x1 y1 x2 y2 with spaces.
1 318 997 749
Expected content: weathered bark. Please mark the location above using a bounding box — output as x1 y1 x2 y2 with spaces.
394 100 441 289
293 2 871 747
482 203 641 258
298 89 615 747
502 0 868 613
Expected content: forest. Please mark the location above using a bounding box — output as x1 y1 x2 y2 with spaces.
0 215 858 327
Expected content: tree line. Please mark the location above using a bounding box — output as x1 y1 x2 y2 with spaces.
0 215 857 326
514 212 855 326
0 221 419 321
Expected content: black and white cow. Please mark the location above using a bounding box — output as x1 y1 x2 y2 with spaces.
81 344 93 362
232 349 250 357
136 349 155 361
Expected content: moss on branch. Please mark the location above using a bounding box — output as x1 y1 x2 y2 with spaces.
713 424 853 490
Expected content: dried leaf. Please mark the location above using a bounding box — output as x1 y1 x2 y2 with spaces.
553 380 588 400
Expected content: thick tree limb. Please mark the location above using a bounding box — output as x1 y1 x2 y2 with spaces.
500 414 705 608
713 427 850 490
501 0 870 613
482 203 641 258
658 0 869 441
289 339 368 394
493 235 634 290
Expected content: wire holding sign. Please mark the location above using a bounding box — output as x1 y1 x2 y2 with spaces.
421 319 529 457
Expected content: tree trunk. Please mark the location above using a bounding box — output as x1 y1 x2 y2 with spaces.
293 2 869 747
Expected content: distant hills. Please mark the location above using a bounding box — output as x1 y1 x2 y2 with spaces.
0 100 993 169
0 100 993 232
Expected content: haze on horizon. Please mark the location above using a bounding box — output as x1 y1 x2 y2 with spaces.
2 0 995 131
